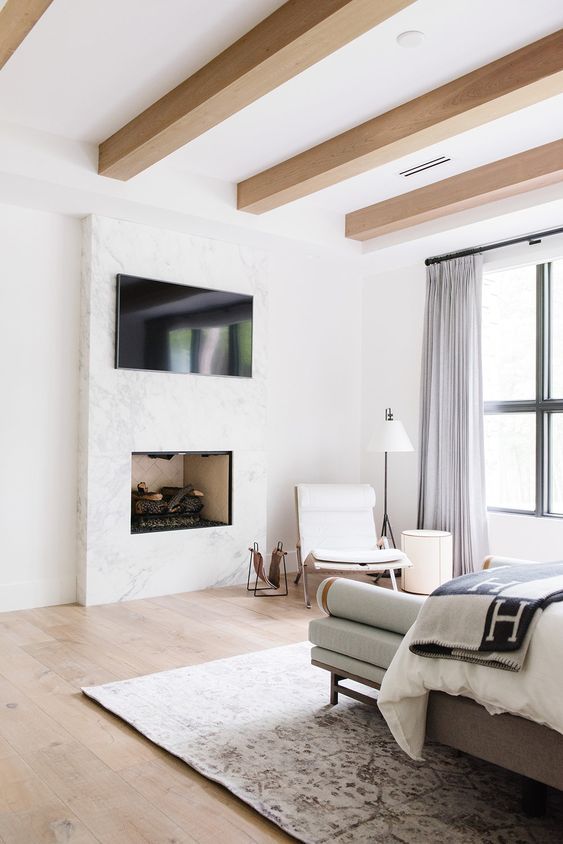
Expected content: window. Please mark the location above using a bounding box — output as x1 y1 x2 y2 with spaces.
482 258 563 516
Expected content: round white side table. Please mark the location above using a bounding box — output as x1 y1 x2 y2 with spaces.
401 529 453 595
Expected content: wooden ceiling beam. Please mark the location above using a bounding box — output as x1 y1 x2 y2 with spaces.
345 139 563 241
0 0 54 70
98 0 415 181
238 29 563 214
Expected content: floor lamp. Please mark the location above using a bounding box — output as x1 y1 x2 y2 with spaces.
368 408 414 548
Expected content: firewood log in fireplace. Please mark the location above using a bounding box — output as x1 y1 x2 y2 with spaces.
160 486 204 498
132 484 204 516
134 482 163 500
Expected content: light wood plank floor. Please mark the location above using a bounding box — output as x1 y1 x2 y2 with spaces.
0 578 327 843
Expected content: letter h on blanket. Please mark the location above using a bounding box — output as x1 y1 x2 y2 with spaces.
467 577 522 594
485 599 528 644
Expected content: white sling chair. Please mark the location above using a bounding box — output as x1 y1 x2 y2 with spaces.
294 484 412 608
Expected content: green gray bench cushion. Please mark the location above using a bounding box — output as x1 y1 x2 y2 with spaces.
310 646 386 686
309 616 403 671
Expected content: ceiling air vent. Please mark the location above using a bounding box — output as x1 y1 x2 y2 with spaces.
400 156 451 177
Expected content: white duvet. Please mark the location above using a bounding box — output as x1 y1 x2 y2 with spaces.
377 600 563 761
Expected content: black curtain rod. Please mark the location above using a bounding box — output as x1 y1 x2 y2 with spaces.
424 225 563 266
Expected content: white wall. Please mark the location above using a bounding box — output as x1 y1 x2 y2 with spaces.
361 264 424 539
6 200 560 611
0 203 363 609
488 513 563 562
266 255 363 567
79 216 269 605
361 255 563 562
4 200 560 612
0 205 80 610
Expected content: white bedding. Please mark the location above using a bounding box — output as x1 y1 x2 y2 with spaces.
377 600 563 761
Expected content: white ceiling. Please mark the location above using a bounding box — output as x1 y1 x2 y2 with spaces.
0 0 562 261
0 0 284 141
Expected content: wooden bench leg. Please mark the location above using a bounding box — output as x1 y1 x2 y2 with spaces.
330 672 343 705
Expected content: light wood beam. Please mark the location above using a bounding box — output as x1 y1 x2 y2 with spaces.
98 0 415 180
345 139 563 241
0 0 54 70
238 29 563 213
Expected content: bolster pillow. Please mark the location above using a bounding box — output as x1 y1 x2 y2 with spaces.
484 555 544 569
317 577 425 636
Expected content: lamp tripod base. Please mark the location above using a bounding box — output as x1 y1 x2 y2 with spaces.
380 512 396 549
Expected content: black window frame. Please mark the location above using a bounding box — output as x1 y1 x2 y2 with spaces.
484 261 563 518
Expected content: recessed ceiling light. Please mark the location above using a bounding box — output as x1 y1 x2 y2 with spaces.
396 30 425 48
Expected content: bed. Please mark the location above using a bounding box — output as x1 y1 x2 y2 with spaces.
380 593 563 814
310 557 563 815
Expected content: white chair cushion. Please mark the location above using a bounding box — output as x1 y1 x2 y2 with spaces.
297 484 379 561
298 484 375 512
312 548 408 564
309 561 408 572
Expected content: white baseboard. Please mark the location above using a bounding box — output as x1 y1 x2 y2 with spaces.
0 554 299 613
0 577 77 612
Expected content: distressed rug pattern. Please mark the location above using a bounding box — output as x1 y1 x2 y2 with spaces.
83 641 563 843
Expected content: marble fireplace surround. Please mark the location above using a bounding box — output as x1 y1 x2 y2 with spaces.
78 216 268 605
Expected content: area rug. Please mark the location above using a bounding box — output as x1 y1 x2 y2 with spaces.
83 641 563 843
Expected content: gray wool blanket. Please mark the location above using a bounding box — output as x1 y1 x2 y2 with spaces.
409 563 563 671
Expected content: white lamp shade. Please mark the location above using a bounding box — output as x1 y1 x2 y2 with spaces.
368 419 414 453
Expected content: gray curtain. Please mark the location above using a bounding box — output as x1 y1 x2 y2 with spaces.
418 255 489 576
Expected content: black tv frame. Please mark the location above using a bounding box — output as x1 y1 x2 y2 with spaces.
115 274 253 378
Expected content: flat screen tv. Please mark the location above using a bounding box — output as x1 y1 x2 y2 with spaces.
115 274 253 377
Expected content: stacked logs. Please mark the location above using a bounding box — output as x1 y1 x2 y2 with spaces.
132 482 204 517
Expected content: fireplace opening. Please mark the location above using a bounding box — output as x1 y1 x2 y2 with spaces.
131 451 232 534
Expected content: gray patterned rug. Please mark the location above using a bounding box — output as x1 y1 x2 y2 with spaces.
83 641 563 843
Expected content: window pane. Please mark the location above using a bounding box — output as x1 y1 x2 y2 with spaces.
482 265 536 401
550 413 563 515
551 259 563 399
484 413 535 510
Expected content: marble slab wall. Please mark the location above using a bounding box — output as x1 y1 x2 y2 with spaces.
78 216 268 605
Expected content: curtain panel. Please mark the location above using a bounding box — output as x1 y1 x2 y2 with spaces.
418 255 489 576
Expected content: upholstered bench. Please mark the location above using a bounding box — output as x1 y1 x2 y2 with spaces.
309 577 425 705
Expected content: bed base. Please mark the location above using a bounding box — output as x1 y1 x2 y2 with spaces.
426 691 562 816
